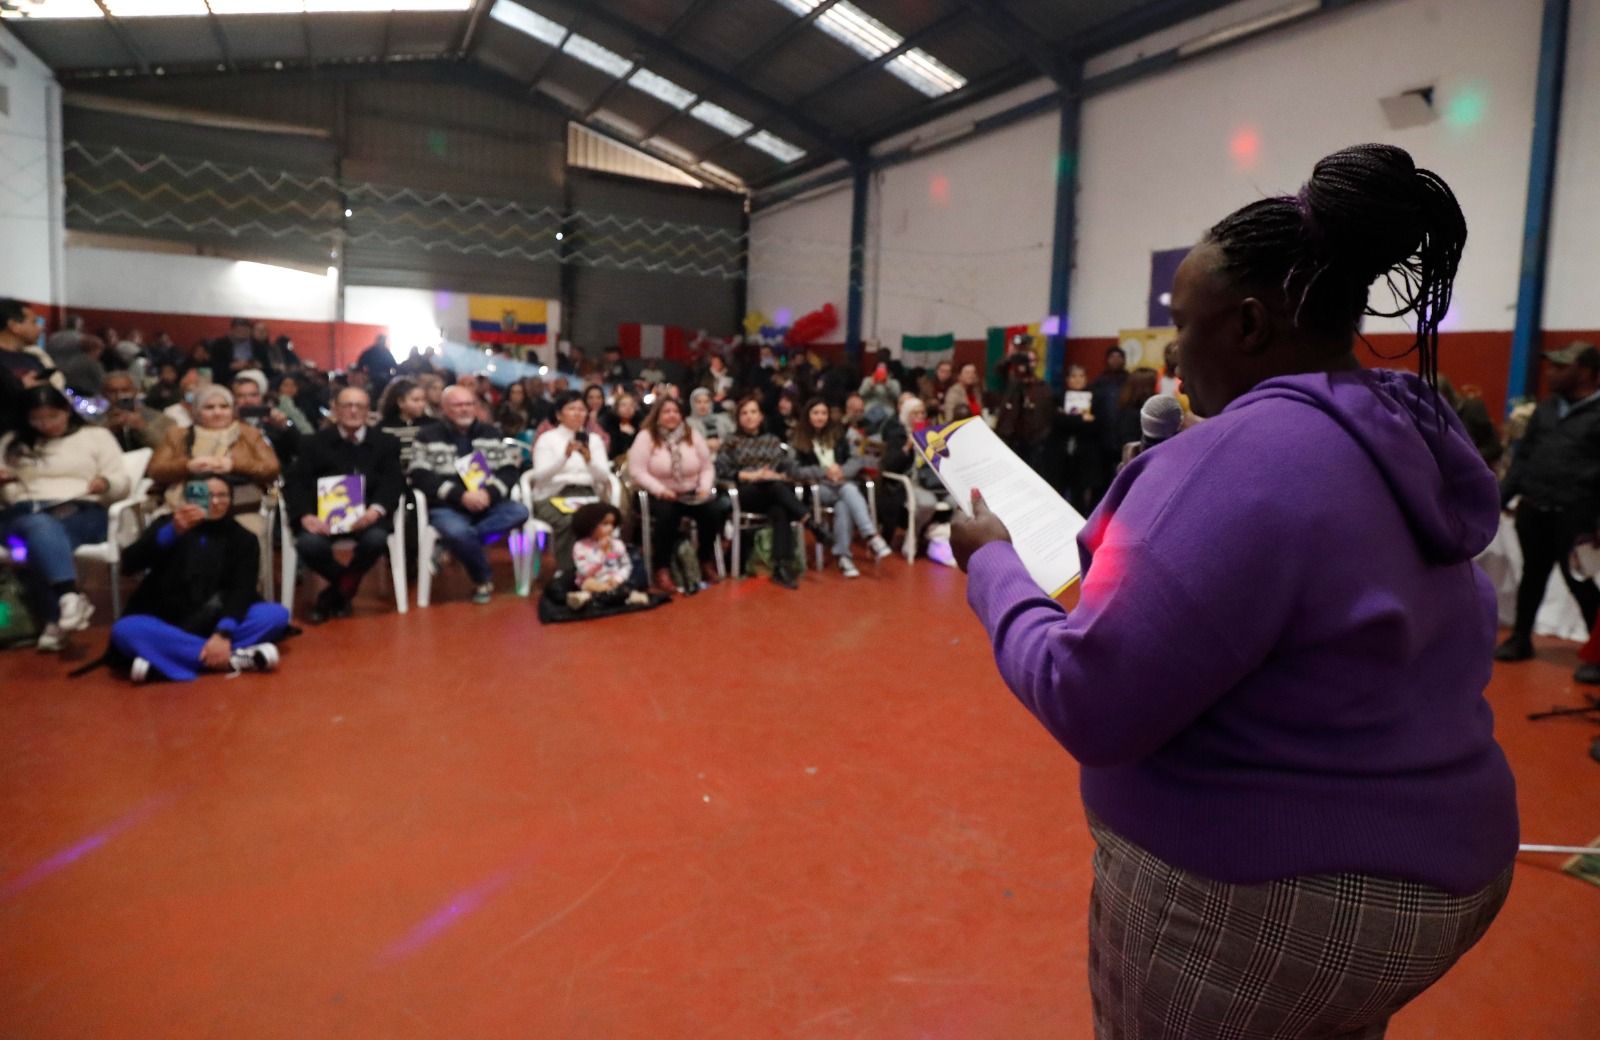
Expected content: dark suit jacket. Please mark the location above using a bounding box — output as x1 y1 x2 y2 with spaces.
285 425 404 527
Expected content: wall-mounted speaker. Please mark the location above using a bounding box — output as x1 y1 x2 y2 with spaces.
1379 87 1437 129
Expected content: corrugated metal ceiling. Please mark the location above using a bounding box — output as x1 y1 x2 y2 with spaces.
2 0 1217 190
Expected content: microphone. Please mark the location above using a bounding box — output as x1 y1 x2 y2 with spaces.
1140 394 1184 449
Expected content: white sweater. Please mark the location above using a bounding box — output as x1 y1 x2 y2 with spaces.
1 426 132 506
529 425 611 500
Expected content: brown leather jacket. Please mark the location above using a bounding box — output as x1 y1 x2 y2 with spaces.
149 422 280 507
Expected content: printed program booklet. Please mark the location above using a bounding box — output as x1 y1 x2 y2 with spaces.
316 474 366 535
913 418 1087 597
1064 390 1093 416
455 451 491 492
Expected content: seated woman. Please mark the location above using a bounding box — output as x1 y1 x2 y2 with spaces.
687 388 734 451
602 390 642 458
110 476 289 682
583 383 614 451
0 385 132 650
880 396 950 549
376 376 430 469
530 390 613 574
148 383 281 586
791 397 892 578
567 502 650 611
715 395 807 590
628 396 729 594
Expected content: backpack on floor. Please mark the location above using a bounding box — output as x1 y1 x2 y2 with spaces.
746 526 805 578
0 569 39 649
668 537 702 591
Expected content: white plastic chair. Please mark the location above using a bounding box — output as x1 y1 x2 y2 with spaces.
636 487 726 583
805 478 879 572
877 471 920 562
276 498 407 619
73 447 153 618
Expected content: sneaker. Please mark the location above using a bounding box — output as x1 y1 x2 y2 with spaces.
625 590 650 607
35 623 64 653
229 643 279 673
130 657 151 683
869 535 892 561
566 590 592 610
472 582 494 605
838 557 860 579
773 568 801 591
1493 635 1534 662
1575 663 1600 685
309 587 343 624
57 591 94 632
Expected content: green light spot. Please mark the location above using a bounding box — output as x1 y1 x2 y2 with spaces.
1445 87 1487 130
1056 151 1078 180
427 129 449 157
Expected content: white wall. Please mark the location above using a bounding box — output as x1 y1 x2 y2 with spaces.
1546 0 1600 330
866 109 1057 343
0 25 63 304
746 183 853 325
1073 0 1543 338
64 245 339 321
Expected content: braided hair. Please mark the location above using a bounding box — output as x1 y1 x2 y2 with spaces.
1204 144 1466 388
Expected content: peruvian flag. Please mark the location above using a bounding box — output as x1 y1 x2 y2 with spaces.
617 323 691 362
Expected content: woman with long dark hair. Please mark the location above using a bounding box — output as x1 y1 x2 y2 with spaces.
0 385 131 649
953 145 1515 1038
791 397 890 577
715 394 806 590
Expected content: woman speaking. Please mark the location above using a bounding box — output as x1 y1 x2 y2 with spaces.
952 144 1517 1039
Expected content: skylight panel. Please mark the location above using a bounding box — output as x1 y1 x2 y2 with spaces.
886 50 966 97
562 33 632 77
0 0 102 17
104 0 210 16
488 0 565 47
746 130 804 163
688 100 752 137
207 0 309 13
628 67 696 110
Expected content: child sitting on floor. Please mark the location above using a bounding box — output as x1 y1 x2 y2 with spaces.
568 502 649 611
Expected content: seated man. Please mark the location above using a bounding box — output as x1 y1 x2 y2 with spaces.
285 386 403 622
232 370 300 471
410 385 528 603
99 370 172 452
110 476 289 682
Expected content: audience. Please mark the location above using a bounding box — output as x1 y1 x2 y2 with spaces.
208 318 267 379
377 377 430 468
110 476 288 682
1115 368 1160 466
1055 365 1100 516
943 362 983 423
410 385 528 603
995 350 1056 473
602 391 642 458
628 397 727 594
529 390 613 576
271 373 317 435
858 363 901 428
791 397 891 578
687 387 734 449
0 386 130 650
232 371 301 471
46 330 108 396
285 387 404 623
149 384 280 528
881 396 948 542
716 395 807 590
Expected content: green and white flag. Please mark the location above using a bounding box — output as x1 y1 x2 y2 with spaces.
899 332 955 367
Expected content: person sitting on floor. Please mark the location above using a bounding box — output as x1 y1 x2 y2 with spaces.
0 385 132 651
791 396 892 578
110 476 289 682
716 394 806 590
285 386 404 623
530 390 613 576
409 385 528 604
629 396 728 594
567 502 650 611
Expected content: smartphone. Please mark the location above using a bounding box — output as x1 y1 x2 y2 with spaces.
239 405 269 422
183 480 211 511
114 398 137 412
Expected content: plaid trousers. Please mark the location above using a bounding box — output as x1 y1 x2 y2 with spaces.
1087 818 1512 1040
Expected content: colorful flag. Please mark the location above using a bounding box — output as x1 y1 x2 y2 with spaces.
316 474 366 535
899 333 955 367
468 296 548 346
617 323 691 363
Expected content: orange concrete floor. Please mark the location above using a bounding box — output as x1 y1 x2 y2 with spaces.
1 558 1597 1039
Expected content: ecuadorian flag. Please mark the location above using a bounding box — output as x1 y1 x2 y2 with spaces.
468 296 548 346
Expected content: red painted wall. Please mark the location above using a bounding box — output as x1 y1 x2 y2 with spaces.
49 305 387 372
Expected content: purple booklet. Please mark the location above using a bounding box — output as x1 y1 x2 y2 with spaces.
455 451 491 492
317 474 366 535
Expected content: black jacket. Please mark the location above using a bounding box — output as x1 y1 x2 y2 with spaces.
207 336 269 379
409 419 522 506
122 517 262 636
286 425 404 527
1502 395 1600 520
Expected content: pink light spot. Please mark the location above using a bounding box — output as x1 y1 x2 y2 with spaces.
929 174 950 206
1230 127 1261 171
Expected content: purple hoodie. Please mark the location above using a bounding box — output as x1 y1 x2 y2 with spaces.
966 369 1518 894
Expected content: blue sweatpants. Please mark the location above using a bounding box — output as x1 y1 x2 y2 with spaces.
110 603 290 682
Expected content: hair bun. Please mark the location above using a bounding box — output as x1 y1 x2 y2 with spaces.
1298 143 1440 285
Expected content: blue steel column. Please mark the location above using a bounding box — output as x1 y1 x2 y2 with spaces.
1507 0 1570 408
1046 64 1083 389
845 162 869 368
